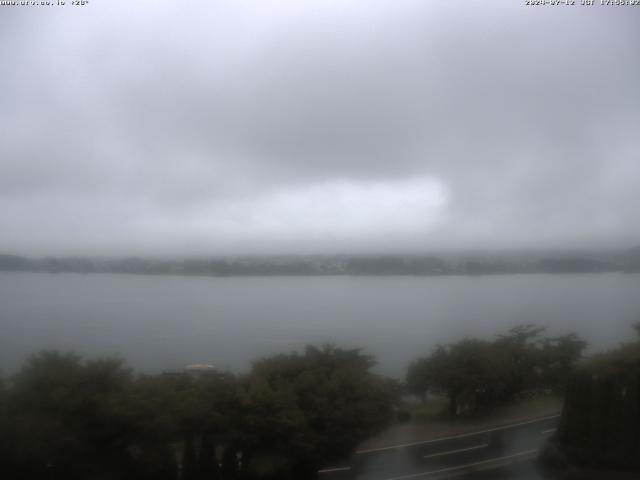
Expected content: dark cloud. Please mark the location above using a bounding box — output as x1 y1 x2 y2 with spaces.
0 1 638 255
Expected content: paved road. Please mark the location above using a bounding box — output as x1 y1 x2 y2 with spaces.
319 415 559 480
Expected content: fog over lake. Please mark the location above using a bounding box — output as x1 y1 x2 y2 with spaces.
2 272 638 377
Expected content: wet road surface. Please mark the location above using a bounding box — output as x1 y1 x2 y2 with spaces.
319 415 559 480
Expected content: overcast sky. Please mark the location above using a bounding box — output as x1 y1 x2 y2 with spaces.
1 1 638 256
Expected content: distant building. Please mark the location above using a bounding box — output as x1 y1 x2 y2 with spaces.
162 363 222 379
184 363 220 378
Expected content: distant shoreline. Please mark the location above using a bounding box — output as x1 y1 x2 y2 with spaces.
2 251 639 277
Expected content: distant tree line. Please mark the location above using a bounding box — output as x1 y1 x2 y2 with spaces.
406 325 586 416
1 251 636 277
0 346 396 480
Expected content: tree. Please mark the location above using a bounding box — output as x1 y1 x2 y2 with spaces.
6 351 134 479
125 370 240 480
221 446 240 480
409 326 587 417
198 434 220 480
0 373 9 471
421 340 505 416
406 359 430 402
494 324 545 399
182 434 198 480
539 334 587 393
238 345 395 478
551 328 640 470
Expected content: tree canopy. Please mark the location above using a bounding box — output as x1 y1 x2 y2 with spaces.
406 325 586 416
1 346 395 480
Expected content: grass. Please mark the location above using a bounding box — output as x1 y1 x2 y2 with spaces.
399 392 562 424
400 394 449 422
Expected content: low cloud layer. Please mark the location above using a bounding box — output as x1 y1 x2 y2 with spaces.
1 1 638 255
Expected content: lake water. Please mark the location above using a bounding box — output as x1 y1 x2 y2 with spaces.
1 272 639 377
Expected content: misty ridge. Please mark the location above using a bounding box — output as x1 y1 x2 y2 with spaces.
2 247 640 277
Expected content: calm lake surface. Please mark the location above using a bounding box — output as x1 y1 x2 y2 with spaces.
1 272 639 377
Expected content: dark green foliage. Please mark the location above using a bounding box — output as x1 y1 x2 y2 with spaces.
183 435 198 480
198 435 220 480
406 359 430 402
1 346 394 479
238 345 395 478
556 341 640 469
0 373 9 471
408 325 585 416
538 333 587 394
4 352 134 479
221 447 240 479
494 325 545 398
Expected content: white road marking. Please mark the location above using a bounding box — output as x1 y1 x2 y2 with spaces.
382 449 539 480
356 414 560 454
423 443 488 459
541 428 557 435
318 466 352 474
